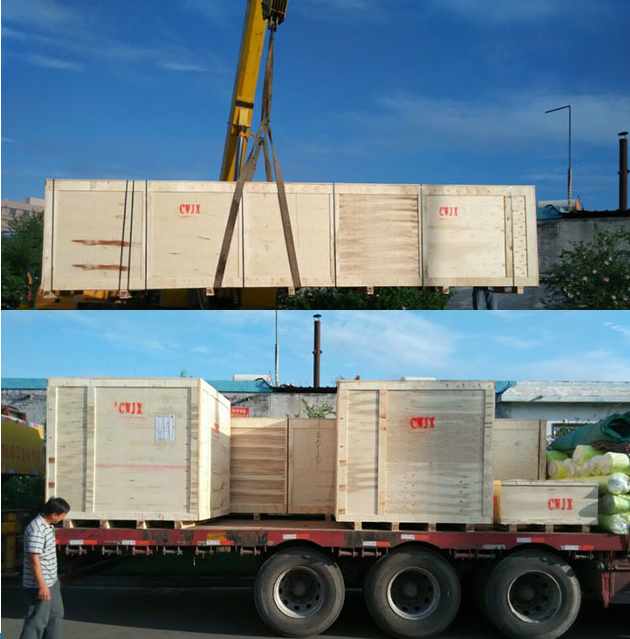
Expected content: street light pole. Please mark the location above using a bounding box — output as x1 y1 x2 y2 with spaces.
545 104 572 210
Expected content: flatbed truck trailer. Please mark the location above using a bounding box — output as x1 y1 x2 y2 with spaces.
56 518 630 639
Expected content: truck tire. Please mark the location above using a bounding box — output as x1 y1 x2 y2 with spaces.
484 549 581 639
364 547 461 638
254 546 345 637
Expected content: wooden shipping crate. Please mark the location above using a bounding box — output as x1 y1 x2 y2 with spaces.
42 180 537 293
230 418 288 515
493 419 547 481
288 419 336 515
493 480 599 527
46 378 230 523
335 380 495 526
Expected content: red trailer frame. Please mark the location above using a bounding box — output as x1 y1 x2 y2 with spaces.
56 519 630 606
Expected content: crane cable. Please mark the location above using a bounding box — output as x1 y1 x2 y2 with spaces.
213 29 301 292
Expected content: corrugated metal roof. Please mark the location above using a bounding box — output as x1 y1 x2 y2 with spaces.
2 378 272 393
2 378 47 390
499 381 630 403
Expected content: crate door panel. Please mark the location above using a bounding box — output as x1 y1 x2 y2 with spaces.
345 391 379 518
243 186 334 288
424 194 509 285
288 419 335 514
52 182 145 291
386 389 486 521
336 188 421 287
93 386 191 514
53 387 88 512
230 418 288 514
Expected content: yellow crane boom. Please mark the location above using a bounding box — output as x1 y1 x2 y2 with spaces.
221 0 287 182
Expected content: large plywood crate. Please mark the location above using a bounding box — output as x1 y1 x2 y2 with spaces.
46 378 230 523
493 480 599 528
493 419 547 481
42 180 537 293
335 380 495 526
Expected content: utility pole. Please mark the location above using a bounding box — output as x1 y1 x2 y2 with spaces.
545 105 572 210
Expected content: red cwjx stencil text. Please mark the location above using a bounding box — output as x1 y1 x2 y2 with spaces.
180 204 201 215
439 206 459 217
114 401 143 415
231 406 250 418
409 417 435 430
548 498 573 511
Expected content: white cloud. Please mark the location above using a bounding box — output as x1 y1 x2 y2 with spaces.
293 0 382 22
371 91 630 150
495 335 542 349
513 349 630 381
435 0 605 25
2 0 85 31
281 312 459 382
192 346 211 354
604 322 630 341
26 54 84 72
161 62 209 72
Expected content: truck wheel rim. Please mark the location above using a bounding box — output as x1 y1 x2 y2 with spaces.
273 567 325 619
386 568 441 620
507 571 562 623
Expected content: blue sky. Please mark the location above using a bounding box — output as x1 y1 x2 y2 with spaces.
2 0 629 209
2 311 629 384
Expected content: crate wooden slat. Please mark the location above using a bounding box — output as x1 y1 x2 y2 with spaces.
42 180 537 293
493 480 599 526
288 419 336 515
335 380 495 525
230 418 288 515
493 419 547 481
46 378 230 522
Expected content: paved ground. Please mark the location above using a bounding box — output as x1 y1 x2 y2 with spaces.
2 581 628 639
446 287 545 310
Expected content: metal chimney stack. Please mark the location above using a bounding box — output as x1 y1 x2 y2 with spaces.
619 132 628 211
313 314 322 388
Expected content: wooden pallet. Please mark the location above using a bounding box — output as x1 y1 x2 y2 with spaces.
63 519 201 530
495 523 596 534
226 513 332 523
351 521 494 532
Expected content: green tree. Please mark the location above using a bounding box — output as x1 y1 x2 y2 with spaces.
1 211 44 309
278 287 450 310
542 228 630 309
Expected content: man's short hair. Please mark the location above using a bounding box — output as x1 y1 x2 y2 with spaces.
43 497 71 516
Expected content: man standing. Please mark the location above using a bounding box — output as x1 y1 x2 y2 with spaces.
20 497 70 639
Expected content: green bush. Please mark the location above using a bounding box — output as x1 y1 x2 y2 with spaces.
278 286 450 310
1 211 44 309
1 475 45 514
543 228 630 309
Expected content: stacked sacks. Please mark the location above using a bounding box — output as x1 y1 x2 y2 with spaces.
547 446 630 534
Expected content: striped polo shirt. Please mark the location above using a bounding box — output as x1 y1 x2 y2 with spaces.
22 514 58 588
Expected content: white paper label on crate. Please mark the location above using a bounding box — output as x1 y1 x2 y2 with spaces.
155 415 175 442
